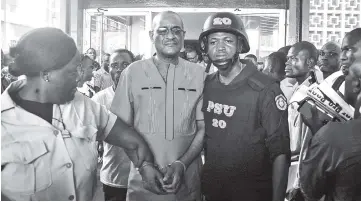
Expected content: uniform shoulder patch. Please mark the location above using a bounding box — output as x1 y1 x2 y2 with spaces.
275 94 287 111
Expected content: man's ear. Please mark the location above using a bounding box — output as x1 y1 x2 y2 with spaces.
40 71 51 82
307 57 316 68
149 31 154 43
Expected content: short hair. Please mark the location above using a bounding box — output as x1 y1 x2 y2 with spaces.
152 11 184 30
245 54 257 62
292 41 318 61
103 53 110 57
86 48 96 53
277 45 292 55
267 52 287 76
345 28 361 45
112 49 135 62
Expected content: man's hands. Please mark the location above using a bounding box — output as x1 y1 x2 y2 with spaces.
139 164 167 195
137 161 187 195
300 102 327 135
161 162 186 193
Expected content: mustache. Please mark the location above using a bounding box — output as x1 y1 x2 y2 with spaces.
163 39 178 44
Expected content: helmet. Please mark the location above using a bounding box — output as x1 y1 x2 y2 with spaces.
199 12 250 54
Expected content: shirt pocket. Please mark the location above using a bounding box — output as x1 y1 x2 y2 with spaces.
135 87 165 134
71 125 98 171
1 140 52 195
174 88 200 136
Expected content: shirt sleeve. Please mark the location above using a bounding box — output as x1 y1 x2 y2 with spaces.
196 94 204 121
299 125 341 200
89 99 117 141
110 67 134 125
261 83 291 162
196 71 206 121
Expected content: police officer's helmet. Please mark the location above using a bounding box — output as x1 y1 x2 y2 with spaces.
199 12 250 54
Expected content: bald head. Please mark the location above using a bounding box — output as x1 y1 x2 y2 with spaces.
321 41 341 54
319 41 341 78
152 11 184 30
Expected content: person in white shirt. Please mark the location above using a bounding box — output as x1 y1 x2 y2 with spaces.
92 49 135 201
284 41 323 199
1 27 162 201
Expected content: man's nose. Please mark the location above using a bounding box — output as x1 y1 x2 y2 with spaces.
165 30 176 39
340 51 347 61
216 41 226 51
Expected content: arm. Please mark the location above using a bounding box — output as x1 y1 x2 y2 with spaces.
108 66 166 194
272 154 289 200
299 127 339 200
179 120 205 167
179 92 206 168
261 84 291 200
104 118 153 167
163 94 205 192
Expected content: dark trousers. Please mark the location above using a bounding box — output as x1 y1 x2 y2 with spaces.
103 184 127 201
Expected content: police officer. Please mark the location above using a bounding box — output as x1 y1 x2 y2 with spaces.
199 12 290 200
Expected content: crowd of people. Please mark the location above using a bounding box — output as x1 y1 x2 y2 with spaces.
1 10 360 201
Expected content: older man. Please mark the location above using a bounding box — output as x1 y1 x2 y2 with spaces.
110 11 206 200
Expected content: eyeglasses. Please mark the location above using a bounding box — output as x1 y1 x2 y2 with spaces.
110 62 129 70
319 51 338 57
155 27 185 36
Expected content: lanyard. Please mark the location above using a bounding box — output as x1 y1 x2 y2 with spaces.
52 104 71 138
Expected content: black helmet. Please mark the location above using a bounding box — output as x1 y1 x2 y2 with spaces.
199 12 250 53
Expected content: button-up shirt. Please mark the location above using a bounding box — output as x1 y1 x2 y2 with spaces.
94 68 113 91
1 79 117 201
92 86 131 188
111 57 206 200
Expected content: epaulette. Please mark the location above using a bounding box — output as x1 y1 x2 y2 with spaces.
247 71 276 92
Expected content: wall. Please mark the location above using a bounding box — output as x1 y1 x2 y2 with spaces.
179 12 212 40
308 0 361 48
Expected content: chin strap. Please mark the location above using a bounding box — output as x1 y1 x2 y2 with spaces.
209 52 240 70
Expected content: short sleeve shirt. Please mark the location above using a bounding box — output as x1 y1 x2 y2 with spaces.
94 69 114 90
110 57 206 200
92 87 131 188
1 79 117 201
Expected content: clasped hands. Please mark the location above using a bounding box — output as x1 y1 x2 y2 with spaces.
138 161 186 195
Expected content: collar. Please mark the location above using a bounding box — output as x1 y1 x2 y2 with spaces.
151 56 185 68
1 79 27 112
216 63 257 85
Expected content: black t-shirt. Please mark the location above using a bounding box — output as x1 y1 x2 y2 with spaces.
201 64 290 200
10 91 53 124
